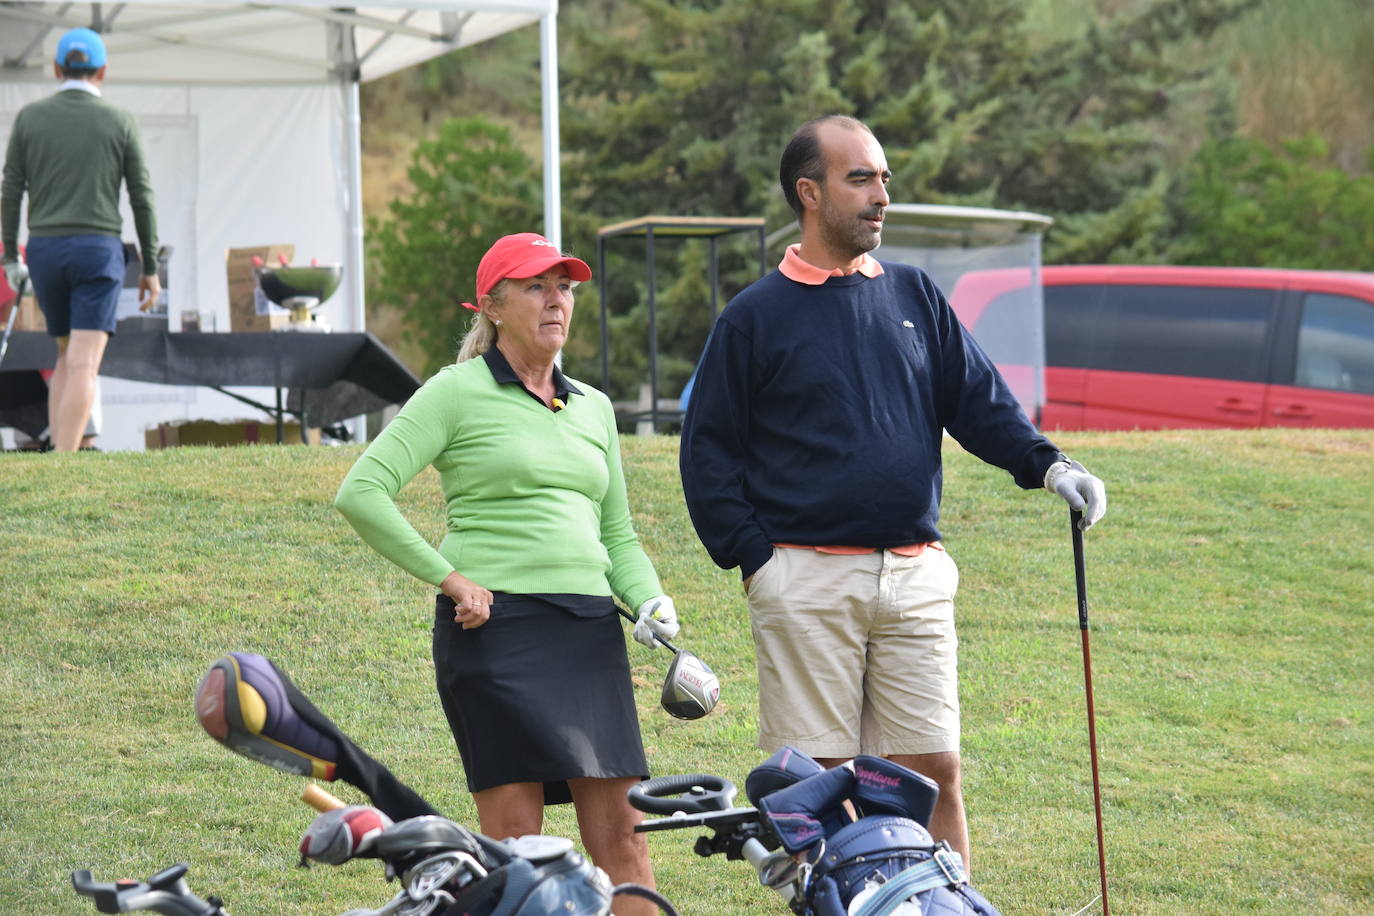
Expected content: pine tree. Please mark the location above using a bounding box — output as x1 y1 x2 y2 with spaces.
561 0 1260 240
556 0 1261 393
366 118 541 377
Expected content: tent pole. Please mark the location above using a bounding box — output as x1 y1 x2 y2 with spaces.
343 73 368 442
343 76 366 335
539 10 561 250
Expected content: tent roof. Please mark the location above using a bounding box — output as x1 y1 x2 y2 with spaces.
0 0 555 84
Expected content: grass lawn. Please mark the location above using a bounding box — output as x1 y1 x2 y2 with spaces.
1 428 1371 914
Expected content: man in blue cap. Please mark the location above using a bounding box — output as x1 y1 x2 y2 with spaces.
2 27 159 452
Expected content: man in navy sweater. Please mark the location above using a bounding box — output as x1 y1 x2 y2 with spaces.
679 115 1106 872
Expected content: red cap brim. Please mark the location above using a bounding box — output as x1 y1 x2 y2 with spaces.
503 254 592 283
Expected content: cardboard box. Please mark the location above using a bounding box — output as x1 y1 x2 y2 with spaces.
144 418 321 449
226 244 295 332
1 288 46 332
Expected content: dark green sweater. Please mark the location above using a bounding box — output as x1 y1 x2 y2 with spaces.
1 87 157 273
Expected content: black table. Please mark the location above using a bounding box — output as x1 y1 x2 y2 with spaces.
0 330 421 443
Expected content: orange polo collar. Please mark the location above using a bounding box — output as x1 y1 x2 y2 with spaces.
779 244 884 285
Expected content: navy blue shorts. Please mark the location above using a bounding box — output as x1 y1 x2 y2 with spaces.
25 235 125 337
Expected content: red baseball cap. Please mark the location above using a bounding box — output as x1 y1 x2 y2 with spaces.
462 233 592 311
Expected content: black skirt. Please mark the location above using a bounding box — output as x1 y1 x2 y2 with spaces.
432 593 648 805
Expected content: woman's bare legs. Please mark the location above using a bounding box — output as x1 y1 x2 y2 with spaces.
472 781 544 840
570 775 657 916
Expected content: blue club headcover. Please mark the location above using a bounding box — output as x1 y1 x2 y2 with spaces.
848 755 940 828
745 745 826 807
756 765 856 853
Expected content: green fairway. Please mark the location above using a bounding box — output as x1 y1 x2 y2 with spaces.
1 429 1370 914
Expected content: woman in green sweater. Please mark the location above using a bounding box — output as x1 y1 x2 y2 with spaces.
335 233 679 912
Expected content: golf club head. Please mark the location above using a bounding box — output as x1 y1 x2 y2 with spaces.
661 650 720 720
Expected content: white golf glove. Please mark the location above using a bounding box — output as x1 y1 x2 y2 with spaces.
3 259 28 293
633 596 679 649
1045 457 1107 531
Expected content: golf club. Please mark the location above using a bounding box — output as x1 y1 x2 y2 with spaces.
0 275 25 370
616 606 720 720
1071 507 1110 916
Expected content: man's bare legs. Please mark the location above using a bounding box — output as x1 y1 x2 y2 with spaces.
48 328 108 452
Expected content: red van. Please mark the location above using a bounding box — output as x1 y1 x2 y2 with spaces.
951 265 1374 430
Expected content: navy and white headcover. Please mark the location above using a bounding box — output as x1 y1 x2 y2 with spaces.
744 745 826 807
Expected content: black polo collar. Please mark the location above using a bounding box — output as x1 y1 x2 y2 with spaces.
482 345 583 411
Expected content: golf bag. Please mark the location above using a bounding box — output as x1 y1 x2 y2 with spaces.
441 837 615 916
748 747 1001 916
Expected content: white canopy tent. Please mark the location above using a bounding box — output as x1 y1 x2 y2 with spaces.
0 0 562 448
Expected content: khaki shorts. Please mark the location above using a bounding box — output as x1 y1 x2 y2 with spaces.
747 545 961 758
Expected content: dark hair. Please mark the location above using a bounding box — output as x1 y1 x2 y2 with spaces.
779 115 871 220
60 50 99 79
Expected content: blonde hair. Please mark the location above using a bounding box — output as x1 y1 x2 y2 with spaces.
455 280 508 363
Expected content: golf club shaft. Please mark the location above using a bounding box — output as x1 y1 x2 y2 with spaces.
302 781 346 812
0 276 24 370
1071 508 1110 915
616 606 680 654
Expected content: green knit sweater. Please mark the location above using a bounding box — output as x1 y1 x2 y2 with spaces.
1 88 158 272
334 354 662 611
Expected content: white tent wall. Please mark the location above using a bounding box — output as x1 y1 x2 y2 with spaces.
1 79 351 451
1 0 559 450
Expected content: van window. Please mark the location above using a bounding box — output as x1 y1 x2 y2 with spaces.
1093 285 1274 382
1043 284 1101 368
1295 293 1374 395
968 286 1042 365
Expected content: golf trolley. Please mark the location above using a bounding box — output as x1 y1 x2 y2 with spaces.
72 652 678 916
67 653 1006 916
72 805 659 916
628 748 1002 916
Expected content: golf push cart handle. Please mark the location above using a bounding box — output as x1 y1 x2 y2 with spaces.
71 862 221 916
70 787 344 914
628 773 736 815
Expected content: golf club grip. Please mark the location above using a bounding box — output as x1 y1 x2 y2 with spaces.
302 781 346 812
615 606 679 654
1070 509 1089 631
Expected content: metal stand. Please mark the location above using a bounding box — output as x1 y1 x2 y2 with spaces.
209 386 311 444
596 216 767 433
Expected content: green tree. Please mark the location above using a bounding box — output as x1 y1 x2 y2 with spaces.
1168 134 1374 269
555 0 1261 396
366 117 541 377
561 0 1259 234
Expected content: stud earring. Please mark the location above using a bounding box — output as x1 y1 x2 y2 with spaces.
493 318 502 326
